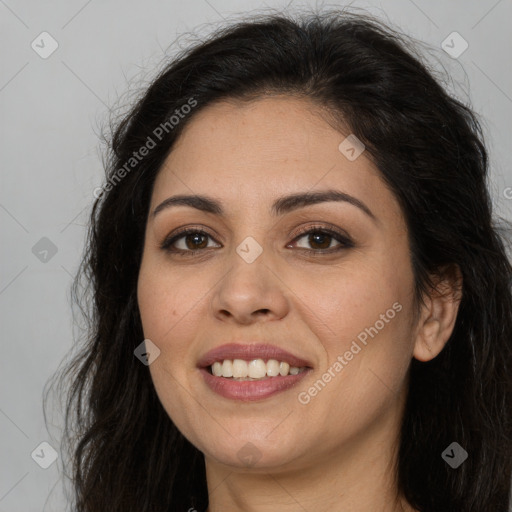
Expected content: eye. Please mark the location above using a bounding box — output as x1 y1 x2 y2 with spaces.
160 224 354 256
287 226 354 253
161 228 221 254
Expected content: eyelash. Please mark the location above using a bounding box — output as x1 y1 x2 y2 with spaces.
160 224 354 257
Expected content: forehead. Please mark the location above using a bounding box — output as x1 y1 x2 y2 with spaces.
150 96 400 224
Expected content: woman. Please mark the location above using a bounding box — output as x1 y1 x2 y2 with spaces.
48 8 512 512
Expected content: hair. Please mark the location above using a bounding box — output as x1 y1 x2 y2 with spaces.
46 7 512 512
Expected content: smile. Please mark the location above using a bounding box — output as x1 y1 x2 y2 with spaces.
197 343 313 401
210 358 307 379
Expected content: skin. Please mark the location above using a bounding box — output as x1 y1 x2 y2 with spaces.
137 96 462 512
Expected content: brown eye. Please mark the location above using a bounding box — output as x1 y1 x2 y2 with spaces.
305 232 334 250
289 227 354 253
161 229 221 254
183 232 209 250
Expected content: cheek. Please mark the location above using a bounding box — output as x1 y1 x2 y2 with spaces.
291 246 415 387
137 260 206 434
137 258 206 342
290 257 406 341
294 300 413 448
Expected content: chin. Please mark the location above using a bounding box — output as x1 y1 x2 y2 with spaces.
205 446 298 472
197 429 307 472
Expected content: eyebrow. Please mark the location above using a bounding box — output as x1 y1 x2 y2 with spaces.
152 189 377 221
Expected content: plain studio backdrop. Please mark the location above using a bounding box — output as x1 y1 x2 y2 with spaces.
1 0 511 510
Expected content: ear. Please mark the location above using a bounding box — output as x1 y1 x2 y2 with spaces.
413 264 463 362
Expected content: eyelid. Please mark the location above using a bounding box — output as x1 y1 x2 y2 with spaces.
287 223 354 251
288 222 352 242
160 225 220 251
160 222 354 254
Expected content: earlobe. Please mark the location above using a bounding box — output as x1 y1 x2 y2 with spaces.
413 316 442 361
413 265 463 362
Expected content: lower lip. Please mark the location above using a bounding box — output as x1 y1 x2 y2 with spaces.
199 368 311 401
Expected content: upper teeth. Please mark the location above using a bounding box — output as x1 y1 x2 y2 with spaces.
211 359 305 379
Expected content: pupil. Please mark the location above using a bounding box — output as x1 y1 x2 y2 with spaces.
186 233 207 250
309 233 330 249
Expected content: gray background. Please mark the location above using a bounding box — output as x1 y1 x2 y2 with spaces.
1 0 511 510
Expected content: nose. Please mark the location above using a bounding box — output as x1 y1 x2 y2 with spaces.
210 248 290 325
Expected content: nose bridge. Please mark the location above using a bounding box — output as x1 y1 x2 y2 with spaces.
210 233 288 323
223 236 269 302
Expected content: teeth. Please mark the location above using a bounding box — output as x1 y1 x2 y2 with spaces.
248 359 267 378
221 360 233 378
212 362 222 377
266 359 280 376
210 358 306 379
232 359 247 378
279 362 290 376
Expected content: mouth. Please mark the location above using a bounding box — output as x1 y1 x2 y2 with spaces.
197 343 313 401
207 359 308 379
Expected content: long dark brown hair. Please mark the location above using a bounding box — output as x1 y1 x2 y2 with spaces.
45 8 512 512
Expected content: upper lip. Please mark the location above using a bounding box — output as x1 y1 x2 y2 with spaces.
197 343 313 369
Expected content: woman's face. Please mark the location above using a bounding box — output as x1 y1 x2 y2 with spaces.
137 96 420 472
